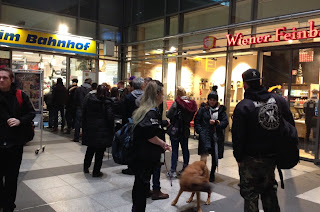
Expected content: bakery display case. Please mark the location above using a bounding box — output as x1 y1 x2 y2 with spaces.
282 83 319 138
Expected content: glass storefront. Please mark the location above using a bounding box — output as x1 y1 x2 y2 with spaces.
70 58 96 85
12 51 67 93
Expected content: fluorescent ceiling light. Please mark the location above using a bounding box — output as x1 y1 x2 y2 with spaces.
58 24 69 35
24 52 34 54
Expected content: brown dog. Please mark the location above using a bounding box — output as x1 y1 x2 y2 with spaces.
171 160 213 212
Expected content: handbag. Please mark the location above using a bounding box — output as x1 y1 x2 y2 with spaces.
167 107 183 139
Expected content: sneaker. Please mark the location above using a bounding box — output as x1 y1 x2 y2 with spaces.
166 171 177 178
122 168 134 175
151 190 169 200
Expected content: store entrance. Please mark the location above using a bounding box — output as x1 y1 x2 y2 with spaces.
261 48 320 160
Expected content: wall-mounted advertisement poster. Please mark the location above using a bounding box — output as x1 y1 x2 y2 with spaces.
14 70 43 111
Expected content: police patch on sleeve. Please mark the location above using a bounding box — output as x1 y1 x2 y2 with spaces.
257 97 280 130
150 118 159 125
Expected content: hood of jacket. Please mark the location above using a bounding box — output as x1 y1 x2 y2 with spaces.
244 86 271 102
82 82 91 89
132 89 144 107
175 96 197 113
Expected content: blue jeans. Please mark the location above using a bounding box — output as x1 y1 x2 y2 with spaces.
74 108 82 141
170 136 189 172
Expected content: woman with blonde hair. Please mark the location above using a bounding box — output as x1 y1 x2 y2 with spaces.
131 81 171 212
166 86 197 178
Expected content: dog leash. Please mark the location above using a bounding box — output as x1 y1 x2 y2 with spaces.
163 153 173 187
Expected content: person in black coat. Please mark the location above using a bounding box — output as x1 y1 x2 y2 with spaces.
52 78 68 132
194 86 229 182
131 81 171 212
82 85 114 177
0 68 35 212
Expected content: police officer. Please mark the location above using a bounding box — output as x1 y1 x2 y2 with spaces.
232 69 294 212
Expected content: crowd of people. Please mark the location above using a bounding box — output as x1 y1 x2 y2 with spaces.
1 67 298 212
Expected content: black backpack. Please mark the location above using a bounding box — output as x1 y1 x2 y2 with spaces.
257 96 299 188
112 118 135 165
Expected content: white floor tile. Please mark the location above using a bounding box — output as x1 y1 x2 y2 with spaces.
24 176 69 191
90 191 131 210
31 185 85 203
296 186 320 204
72 181 116 195
49 197 106 212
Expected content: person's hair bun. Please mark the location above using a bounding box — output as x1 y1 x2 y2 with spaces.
212 85 218 92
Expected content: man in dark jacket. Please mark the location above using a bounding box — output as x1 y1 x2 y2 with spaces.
121 77 144 175
122 77 144 124
44 91 54 128
73 78 92 142
232 69 294 212
52 78 68 132
65 78 78 134
0 68 35 212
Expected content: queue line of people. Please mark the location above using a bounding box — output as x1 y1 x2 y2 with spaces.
1 66 295 212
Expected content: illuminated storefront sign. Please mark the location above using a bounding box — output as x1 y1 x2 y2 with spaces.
0 25 96 56
225 21 320 47
203 36 217 49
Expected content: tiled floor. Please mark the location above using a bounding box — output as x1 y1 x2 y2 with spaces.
13 130 320 211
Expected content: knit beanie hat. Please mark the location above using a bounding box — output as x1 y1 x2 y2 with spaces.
208 86 218 100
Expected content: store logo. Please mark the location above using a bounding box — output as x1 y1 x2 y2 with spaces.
0 25 96 56
203 36 216 49
225 21 320 47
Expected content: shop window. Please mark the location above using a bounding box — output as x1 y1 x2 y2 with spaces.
80 0 97 21
181 0 229 11
0 50 10 68
131 41 163 59
12 51 67 92
1 5 76 34
132 0 164 23
167 0 179 14
99 0 123 26
99 60 118 86
129 20 164 42
129 59 163 81
257 0 320 20
3 0 78 17
225 52 258 142
235 0 251 23
99 24 120 43
79 20 96 39
169 16 178 36
183 5 229 33
291 48 319 160
70 58 96 85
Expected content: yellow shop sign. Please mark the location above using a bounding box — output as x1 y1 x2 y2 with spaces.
0 25 96 56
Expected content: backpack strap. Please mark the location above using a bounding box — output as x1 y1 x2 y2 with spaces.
16 89 23 107
277 167 285 189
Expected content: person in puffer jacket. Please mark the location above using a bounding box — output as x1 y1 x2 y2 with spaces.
194 86 229 182
166 86 197 178
82 85 114 177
